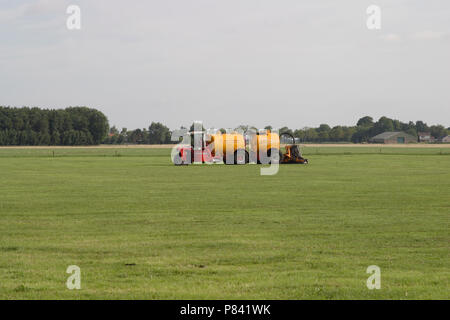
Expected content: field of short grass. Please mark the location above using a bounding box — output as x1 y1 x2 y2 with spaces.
0 146 448 299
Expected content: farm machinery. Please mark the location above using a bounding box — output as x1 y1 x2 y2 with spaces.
279 132 309 164
173 130 308 165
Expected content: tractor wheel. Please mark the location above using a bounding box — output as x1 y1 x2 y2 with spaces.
233 149 249 165
173 152 184 166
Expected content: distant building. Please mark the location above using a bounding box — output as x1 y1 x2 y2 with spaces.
441 135 450 143
418 132 435 143
370 132 417 144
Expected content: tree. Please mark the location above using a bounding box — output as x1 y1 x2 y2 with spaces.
357 116 374 127
317 124 331 132
0 106 109 146
305 128 318 142
51 131 60 145
293 128 306 142
405 128 417 138
279 126 294 136
415 121 428 133
429 125 447 139
38 132 51 145
351 127 372 143
343 126 356 141
148 122 171 144
314 124 330 142
329 126 344 142
109 126 119 135
373 116 394 135
86 108 109 144
128 129 144 144
393 119 402 131
317 131 329 142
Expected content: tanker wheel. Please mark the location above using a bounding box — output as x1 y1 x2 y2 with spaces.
249 151 258 164
267 148 282 164
234 149 249 165
223 154 234 165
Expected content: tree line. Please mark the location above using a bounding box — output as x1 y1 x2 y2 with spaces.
238 116 449 143
103 122 174 144
106 116 449 145
1 107 448 146
0 106 108 146
298 116 449 143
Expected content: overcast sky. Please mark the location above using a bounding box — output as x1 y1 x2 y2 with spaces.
1 0 449 130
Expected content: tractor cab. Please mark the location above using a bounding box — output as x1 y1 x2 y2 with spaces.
173 131 214 165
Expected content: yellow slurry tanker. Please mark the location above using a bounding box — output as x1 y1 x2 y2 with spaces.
208 133 248 164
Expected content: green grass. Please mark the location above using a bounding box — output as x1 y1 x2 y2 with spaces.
0 147 448 299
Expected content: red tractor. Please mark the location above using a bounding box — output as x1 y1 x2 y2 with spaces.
173 132 215 165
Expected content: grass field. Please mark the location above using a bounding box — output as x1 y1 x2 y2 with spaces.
0 146 449 299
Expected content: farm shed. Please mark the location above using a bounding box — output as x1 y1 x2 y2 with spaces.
441 135 450 143
370 132 417 144
418 132 436 143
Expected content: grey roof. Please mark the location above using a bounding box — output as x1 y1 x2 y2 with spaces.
371 132 402 140
371 131 417 141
